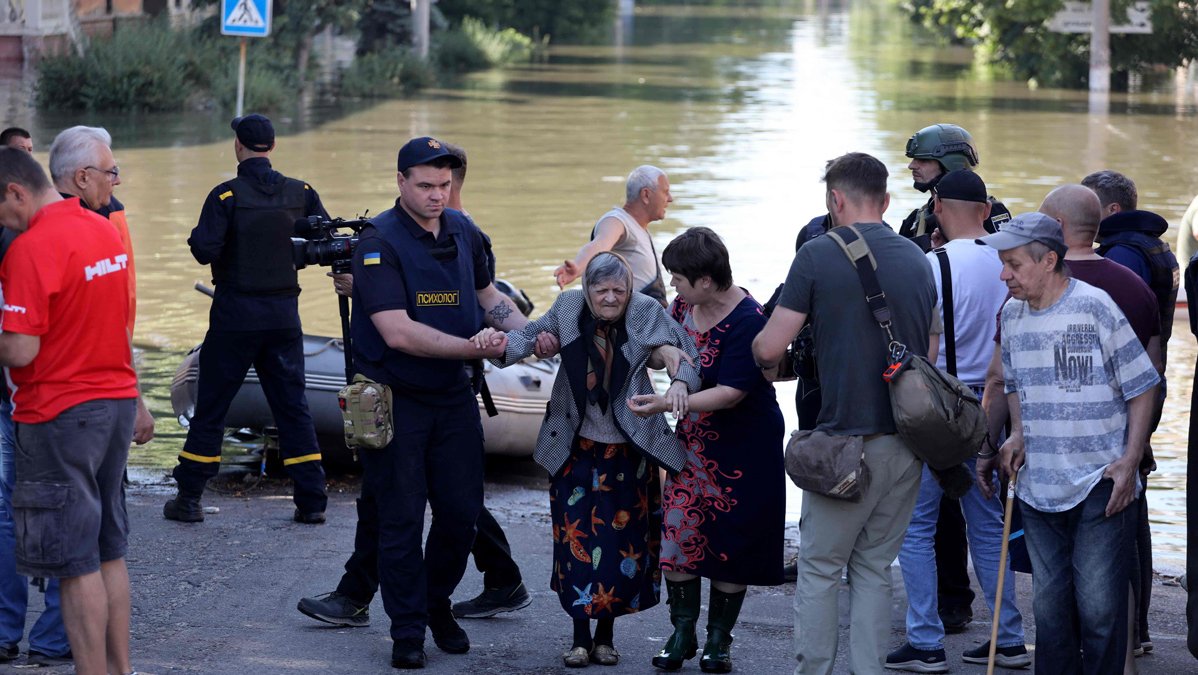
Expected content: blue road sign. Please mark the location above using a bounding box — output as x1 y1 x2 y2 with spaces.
222 0 272 38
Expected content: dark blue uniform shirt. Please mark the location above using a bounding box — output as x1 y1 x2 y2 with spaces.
351 199 491 402
189 157 329 331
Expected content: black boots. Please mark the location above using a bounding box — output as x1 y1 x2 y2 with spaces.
163 493 203 523
700 587 746 673
652 577 701 670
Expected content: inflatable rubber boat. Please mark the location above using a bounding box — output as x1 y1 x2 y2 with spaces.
169 336 557 459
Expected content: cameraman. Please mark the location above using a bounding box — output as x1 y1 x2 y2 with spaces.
164 114 328 525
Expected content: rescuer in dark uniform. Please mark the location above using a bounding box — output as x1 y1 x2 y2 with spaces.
897 122 1015 634
341 137 530 669
163 114 329 524
899 123 1011 253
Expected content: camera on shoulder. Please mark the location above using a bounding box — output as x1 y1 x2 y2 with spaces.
292 216 370 273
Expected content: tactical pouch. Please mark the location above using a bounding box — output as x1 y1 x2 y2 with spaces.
338 374 394 450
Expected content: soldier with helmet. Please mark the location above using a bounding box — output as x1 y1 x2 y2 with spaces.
900 123 1010 252
898 123 1012 637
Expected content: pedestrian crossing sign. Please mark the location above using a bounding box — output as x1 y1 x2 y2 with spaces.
221 0 272 38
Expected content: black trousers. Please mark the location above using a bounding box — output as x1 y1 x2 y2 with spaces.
336 496 522 605
353 390 501 641
934 495 976 613
174 328 326 514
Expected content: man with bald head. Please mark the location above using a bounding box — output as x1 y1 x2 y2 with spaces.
978 208 1158 674
978 185 1163 672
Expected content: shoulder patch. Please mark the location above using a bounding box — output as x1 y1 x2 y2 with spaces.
218 190 234 201
304 184 311 190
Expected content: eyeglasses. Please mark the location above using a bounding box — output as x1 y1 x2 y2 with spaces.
85 165 120 180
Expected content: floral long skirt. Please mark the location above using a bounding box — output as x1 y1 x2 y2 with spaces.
549 437 662 619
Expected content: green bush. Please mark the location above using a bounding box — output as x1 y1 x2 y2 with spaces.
209 64 295 111
339 51 436 98
433 16 537 73
37 20 197 111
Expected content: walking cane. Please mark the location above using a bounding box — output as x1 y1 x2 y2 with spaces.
988 468 1020 675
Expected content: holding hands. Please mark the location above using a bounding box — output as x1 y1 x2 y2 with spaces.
627 380 690 420
470 327 508 358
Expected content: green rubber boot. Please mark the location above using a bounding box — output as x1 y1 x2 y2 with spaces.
651 577 702 671
699 587 746 673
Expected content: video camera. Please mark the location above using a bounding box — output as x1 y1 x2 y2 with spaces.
292 215 370 273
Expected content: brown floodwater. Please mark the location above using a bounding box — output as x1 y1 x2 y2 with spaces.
2 1 1195 569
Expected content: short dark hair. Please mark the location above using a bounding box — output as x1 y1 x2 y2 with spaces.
661 226 733 291
823 152 888 206
1081 170 1137 211
0 146 51 203
400 155 458 179
0 127 31 147
443 142 467 184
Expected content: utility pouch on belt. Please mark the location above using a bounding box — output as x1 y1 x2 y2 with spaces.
338 374 394 450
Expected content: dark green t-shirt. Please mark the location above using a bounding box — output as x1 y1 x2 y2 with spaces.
777 222 936 436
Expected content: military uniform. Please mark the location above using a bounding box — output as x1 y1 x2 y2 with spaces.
349 197 492 645
173 156 329 517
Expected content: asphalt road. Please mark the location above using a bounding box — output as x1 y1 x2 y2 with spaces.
2 471 1193 674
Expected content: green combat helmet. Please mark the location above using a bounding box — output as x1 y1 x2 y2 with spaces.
905 123 979 173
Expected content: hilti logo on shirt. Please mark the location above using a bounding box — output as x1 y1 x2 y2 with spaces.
415 291 459 307
2 304 25 314
84 254 129 282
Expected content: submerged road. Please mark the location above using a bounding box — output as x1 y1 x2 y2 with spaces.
2 473 1193 674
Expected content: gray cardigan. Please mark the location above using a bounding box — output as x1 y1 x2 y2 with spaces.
496 290 700 476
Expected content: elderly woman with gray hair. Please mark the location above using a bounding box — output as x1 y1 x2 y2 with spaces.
473 252 699 668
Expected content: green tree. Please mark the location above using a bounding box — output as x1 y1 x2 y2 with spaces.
436 0 612 43
901 0 1198 89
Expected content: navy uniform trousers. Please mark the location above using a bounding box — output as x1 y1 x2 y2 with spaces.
356 387 485 642
174 328 327 514
335 497 522 606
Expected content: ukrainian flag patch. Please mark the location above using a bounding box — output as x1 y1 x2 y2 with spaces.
363 252 382 266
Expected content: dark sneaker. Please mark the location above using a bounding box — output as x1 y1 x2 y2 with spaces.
293 509 326 524
429 609 469 654
0 644 17 662
391 639 426 669
782 553 798 583
962 641 1030 669
163 496 203 523
296 591 370 627
939 605 972 634
27 649 73 667
885 643 948 673
451 581 532 619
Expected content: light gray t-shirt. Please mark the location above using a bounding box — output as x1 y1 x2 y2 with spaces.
1000 278 1159 512
595 207 665 301
778 222 936 436
927 240 1007 387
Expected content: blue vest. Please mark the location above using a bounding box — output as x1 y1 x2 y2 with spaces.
351 207 484 393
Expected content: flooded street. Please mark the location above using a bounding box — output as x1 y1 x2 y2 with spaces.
3 1 1196 569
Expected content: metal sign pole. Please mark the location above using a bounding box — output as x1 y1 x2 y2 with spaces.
222 0 272 114
236 37 247 117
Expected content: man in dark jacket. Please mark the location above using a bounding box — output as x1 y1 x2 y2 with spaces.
1083 169 1179 658
164 114 329 525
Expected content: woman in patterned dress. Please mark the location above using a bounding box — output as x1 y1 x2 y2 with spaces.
473 252 700 668
629 228 785 673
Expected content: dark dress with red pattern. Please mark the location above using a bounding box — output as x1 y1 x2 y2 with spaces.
661 294 785 585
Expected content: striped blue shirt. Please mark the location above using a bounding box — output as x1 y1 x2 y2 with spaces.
1000 279 1159 512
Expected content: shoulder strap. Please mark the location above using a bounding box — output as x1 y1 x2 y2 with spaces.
934 248 956 376
824 226 893 337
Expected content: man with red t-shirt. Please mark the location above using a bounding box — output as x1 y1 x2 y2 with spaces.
0 147 143 675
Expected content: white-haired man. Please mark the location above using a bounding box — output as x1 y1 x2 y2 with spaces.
554 165 672 305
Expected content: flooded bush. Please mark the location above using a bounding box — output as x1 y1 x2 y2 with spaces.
339 51 436 98
434 17 540 73
36 21 198 111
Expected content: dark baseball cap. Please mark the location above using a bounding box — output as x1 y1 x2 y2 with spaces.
397 136 462 172
976 212 1067 257
934 169 988 204
230 114 275 152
